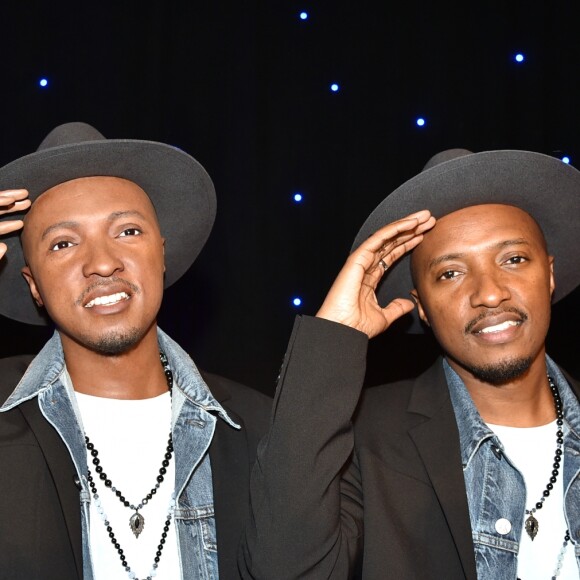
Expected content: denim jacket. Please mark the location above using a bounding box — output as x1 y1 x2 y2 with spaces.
0 327 239 580
444 356 580 580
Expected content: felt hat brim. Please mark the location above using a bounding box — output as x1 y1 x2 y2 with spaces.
0 122 216 325
352 149 580 333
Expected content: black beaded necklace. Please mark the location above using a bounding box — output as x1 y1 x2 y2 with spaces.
523 375 566 541
515 375 571 579
86 432 174 538
85 350 175 580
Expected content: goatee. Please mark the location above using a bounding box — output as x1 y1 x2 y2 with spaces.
84 328 143 356
456 356 533 386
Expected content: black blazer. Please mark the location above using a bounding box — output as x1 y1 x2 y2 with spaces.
240 315 580 580
0 355 271 580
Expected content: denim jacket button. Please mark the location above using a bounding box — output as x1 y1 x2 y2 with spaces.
73 474 82 490
495 518 512 535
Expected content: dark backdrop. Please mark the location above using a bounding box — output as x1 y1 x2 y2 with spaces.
1 1 578 395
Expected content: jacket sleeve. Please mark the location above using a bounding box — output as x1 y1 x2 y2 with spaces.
239 315 368 579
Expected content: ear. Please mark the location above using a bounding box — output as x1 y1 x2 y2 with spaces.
548 256 555 298
410 289 430 327
21 266 44 307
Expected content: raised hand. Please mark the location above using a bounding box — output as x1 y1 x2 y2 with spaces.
316 210 435 338
0 189 31 260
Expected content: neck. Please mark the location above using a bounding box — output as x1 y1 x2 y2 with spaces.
60 325 169 400
448 350 556 427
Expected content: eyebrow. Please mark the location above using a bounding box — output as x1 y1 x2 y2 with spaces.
427 238 530 269
40 210 148 240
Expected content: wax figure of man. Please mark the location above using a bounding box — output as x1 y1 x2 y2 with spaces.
239 149 580 579
0 122 273 580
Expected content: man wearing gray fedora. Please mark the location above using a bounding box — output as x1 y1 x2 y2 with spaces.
240 150 580 579
0 122 275 580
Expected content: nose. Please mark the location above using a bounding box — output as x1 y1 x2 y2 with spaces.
469 271 511 308
81 240 124 278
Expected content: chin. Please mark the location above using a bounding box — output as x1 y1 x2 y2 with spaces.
82 327 145 356
457 356 534 386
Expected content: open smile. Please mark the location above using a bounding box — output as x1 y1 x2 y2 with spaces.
476 320 522 334
465 308 529 344
84 292 130 308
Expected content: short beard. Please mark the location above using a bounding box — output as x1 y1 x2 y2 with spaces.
456 356 533 386
81 327 144 356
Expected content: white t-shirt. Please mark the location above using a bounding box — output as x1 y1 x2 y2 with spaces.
489 421 577 580
76 390 180 580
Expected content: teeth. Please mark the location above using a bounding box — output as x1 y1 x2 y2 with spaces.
85 292 129 308
478 320 519 334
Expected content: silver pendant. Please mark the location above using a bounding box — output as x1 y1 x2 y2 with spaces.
525 514 539 540
130 511 145 538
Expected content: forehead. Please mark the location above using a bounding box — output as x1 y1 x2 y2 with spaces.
428 203 544 247
412 203 547 267
25 175 158 227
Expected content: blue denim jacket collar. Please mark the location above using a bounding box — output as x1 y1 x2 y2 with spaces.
1 327 239 432
0 329 64 411
443 355 580 469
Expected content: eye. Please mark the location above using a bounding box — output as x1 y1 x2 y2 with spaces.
119 228 142 237
50 240 75 252
438 270 461 280
505 255 527 265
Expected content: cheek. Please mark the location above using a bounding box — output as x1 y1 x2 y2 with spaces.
419 290 458 325
430 310 463 342
531 288 553 329
137 248 166 295
30 259 80 309
145 247 165 275
419 294 468 346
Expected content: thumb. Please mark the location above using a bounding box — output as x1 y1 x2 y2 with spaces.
380 298 416 328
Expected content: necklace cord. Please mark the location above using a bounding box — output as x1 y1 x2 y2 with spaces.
84 350 175 579
520 375 570 579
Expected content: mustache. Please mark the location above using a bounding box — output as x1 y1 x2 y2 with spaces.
75 277 140 306
464 306 528 334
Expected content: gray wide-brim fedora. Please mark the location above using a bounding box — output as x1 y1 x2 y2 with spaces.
352 148 580 333
0 121 216 325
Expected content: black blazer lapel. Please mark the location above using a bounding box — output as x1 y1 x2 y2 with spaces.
204 373 252 579
19 397 83 579
407 361 478 580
